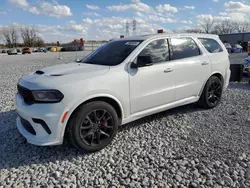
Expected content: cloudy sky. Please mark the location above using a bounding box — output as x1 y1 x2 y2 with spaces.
0 0 250 42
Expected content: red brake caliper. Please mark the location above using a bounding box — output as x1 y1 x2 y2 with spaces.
104 121 108 127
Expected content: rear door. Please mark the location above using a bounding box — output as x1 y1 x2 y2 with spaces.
169 37 211 101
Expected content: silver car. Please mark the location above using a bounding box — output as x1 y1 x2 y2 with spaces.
7 49 18 55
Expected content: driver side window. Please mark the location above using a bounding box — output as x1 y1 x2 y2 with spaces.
139 39 170 64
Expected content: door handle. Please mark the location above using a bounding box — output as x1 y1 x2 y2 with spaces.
202 61 209 65
164 68 174 73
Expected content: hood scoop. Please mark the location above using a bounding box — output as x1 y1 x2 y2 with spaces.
35 70 63 76
35 70 44 75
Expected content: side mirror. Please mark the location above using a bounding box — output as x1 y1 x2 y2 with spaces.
131 55 153 68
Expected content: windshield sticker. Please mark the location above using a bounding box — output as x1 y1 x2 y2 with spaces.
125 41 140 46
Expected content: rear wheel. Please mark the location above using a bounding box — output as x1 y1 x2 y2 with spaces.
67 101 119 152
198 76 223 109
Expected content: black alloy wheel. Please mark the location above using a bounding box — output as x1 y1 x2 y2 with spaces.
198 76 223 109
207 80 222 106
66 101 119 152
80 109 114 146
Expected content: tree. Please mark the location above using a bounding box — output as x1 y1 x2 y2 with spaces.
20 25 38 47
213 19 236 34
0 25 19 48
185 28 203 33
34 36 44 47
233 19 250 33
199 16 214 33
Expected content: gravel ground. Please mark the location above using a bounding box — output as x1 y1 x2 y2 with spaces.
0 53 250 188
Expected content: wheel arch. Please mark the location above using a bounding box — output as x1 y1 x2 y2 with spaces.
199 71 224 96
60 94 124 140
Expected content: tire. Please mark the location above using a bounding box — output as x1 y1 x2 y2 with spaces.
66 101 119 152
198 76 223 109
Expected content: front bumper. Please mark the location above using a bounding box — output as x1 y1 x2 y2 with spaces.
15 93 69 146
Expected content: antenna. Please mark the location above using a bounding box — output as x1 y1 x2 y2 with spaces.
126 21 129 36
132 19 136 36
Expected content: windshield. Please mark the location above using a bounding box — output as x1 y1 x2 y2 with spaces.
82 40 143 66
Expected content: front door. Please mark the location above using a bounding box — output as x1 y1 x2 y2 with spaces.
128 38 176 114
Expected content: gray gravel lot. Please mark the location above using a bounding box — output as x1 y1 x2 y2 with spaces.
0 52 250 187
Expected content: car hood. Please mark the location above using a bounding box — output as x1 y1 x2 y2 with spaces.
36 62 109 76
20 62 110 88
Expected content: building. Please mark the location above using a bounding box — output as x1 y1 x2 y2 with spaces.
61 40 84 51
219 32 250 51
61 40 108 52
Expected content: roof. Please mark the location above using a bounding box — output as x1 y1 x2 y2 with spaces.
118 33 219 41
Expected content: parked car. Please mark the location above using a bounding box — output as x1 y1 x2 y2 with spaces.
47 47 52 51
38 47 47 53
33 48 38 52
231 44 243 53
17 49 21 53
223 43 232 53
2 50 6 53
7 49 18 55
60 47 66 52
22 48 31 54
15 33 231 152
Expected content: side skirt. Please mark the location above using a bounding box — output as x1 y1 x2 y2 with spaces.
121 96 199 125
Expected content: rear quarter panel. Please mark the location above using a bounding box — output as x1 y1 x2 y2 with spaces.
198 36 230 88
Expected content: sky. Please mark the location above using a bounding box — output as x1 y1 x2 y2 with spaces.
0 0 250 43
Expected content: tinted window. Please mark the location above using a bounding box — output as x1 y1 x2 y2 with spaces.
82 40 143 66
139 39 169 64
198 38 223 53
170 38 200 60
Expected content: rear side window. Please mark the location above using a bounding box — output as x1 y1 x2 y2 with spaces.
198 38 223 53
139 39 169 64
170 38 200 60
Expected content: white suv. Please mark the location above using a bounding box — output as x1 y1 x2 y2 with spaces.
15 33 231 152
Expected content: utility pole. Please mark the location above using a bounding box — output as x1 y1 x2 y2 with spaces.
126 21 129 36
132 19 136 36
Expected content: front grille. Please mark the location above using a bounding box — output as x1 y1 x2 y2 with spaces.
20 116 36 135
17 84 35 105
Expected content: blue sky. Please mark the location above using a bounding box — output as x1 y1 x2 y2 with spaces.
0 0 250 42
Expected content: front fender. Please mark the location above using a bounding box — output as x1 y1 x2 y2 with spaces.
59 92 125 140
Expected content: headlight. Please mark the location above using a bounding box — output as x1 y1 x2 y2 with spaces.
31 90 64 103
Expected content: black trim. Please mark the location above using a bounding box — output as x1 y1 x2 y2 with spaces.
17 84 35 105
20 116 36 135
32 118 52 135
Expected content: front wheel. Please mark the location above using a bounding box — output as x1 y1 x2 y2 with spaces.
198 76 223 109
66 101 119 152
